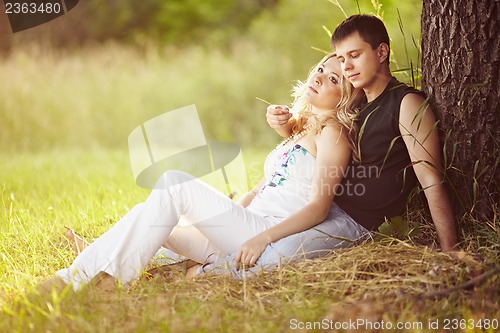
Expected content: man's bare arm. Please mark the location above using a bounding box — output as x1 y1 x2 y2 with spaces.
399 93 459 251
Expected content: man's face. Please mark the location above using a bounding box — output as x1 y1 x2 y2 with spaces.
334 32 385 90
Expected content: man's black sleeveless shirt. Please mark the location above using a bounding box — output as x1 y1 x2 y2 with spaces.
336 78 422 230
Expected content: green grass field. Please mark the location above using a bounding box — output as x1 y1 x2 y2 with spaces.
0 40 498 332
1 149 498 332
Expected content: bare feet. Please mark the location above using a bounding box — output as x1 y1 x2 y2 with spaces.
36 276 68 295
90 272 118 291
65 227 90 255
145 260 202 282
185 263 202 279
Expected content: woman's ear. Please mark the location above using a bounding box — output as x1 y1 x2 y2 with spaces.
377 43 389 63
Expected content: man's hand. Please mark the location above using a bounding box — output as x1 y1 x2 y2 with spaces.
266 105 294 138
235 234 271 270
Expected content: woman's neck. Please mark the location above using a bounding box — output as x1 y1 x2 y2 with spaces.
310 106 333 116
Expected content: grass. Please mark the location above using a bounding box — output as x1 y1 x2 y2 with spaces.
0 1 423 153
0 3 497 329
0 42 299 153
0 149 498 333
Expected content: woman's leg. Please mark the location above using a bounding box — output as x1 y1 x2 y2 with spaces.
64 226 216 266
146 225 223 282
199 203 371 278
162 223 224 264
56 170 276 290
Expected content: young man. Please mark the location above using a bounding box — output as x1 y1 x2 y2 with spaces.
197 15 457 277
267 14 458 252
333 14 457 251
193 14 458 278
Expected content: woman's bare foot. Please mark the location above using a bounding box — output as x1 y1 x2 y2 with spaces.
65 227 90 255
185 263 202 279
90 272 117 291
36 276 68 295
144 260 202 282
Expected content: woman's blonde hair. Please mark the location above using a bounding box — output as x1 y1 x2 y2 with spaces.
288 52 364 160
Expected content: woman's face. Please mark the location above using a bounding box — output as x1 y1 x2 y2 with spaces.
304 56 342 112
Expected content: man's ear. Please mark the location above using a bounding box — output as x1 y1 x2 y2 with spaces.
377 43 390 63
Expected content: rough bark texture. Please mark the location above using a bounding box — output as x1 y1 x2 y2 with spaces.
421 0 499 220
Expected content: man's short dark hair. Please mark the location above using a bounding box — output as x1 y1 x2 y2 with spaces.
331 14 390 64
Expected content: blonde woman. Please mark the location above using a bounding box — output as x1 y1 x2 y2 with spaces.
45 53 369 291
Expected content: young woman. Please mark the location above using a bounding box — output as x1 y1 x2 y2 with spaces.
46 53 365 291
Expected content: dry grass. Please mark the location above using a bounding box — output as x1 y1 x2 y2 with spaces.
0 149 498 332
3 240 498 332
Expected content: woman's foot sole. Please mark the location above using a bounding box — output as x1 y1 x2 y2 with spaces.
64 227 90 255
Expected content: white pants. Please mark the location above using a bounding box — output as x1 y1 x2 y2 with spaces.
57 171 279 290
198 202 371 278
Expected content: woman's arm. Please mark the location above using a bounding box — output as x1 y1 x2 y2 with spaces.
235 125 351 268
236 178 267 207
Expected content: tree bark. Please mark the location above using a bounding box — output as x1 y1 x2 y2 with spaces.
421 0 499 220
0 7 12 55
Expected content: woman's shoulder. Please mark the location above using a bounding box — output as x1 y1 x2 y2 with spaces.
319 123 345 137
315 123 349 148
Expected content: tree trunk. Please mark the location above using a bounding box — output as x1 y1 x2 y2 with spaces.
421 0 499 221
0 9 12 54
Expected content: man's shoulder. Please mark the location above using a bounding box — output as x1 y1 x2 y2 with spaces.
388 77 425 98
359 78 427 125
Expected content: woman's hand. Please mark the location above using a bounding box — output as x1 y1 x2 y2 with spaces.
267 105 291 128
235 234 271 270
267 105 294 138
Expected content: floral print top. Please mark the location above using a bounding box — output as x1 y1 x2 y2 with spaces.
266 144 310 187
246 143 316 220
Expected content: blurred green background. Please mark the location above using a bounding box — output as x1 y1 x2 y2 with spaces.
0 0 422 154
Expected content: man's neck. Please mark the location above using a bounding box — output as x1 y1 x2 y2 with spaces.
364 74 392 102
